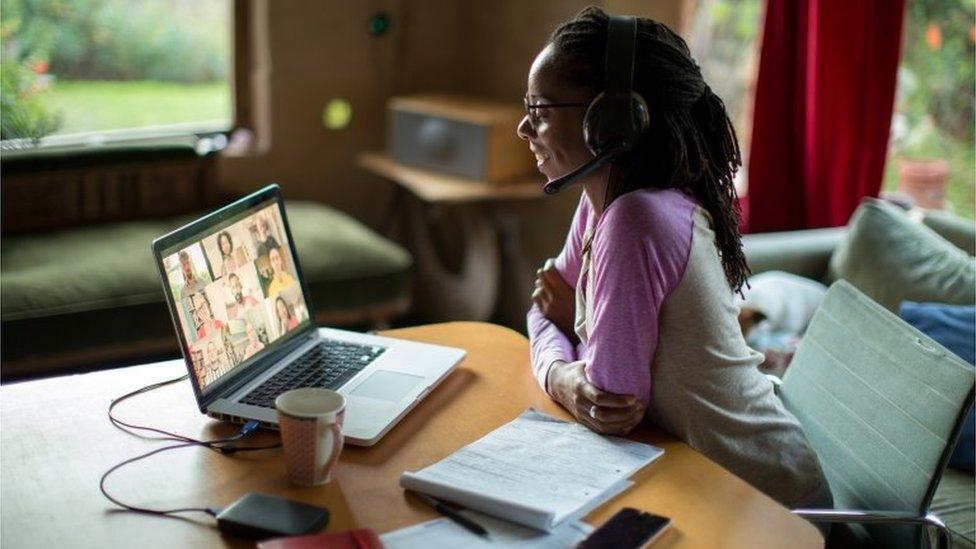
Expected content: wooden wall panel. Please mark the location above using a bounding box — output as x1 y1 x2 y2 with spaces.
217 0 684 323
219 0 402 229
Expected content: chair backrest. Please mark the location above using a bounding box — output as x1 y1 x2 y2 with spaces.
781 280 975 548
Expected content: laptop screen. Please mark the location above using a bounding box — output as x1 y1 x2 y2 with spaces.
158 197 311 393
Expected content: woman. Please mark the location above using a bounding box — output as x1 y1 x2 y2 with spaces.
193 294 224 341
275 296 299 336
266 246 297 298
217 231 237 277
522 8 830 511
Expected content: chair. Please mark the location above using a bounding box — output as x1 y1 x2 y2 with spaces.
777 280 975 548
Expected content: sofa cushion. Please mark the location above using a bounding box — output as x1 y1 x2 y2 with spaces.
931 469 976 548
827 199 976 312
923 210 976 257
1 201 411 377
741 226 847 281
287 203 411 311
1 201 410 321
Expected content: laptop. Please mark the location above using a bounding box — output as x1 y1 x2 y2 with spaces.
152 184 465 446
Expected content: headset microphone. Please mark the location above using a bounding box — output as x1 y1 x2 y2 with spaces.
543 148 615 195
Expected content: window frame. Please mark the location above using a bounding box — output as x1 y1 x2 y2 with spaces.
0 0 251 154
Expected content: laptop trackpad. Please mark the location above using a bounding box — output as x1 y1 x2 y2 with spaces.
350 370 424 403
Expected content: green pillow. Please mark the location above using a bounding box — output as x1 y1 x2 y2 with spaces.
827 199 976 312
923 210 976 256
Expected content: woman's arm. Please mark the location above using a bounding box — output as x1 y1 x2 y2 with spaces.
582 193 694 410
527 194 589 393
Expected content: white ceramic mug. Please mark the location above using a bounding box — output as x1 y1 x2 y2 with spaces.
275 387 346 486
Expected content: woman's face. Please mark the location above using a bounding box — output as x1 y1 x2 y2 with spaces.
270 248 283 274
219 234 232 256
516 44 594 183
276 299 288 321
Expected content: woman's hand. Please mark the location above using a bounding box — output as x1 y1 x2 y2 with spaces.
547 360 644 435
533 258 578 342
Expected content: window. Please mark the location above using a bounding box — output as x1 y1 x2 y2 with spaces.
883 0 975 218
688 0 764 194
1 0 232 147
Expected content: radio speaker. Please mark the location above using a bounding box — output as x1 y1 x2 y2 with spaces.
389 94 535 183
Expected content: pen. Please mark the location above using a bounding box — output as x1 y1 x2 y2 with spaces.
411 491 490 538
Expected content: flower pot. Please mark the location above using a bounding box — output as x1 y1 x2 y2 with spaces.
896 158 950 210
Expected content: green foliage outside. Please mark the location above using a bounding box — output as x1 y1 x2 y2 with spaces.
1 0 229 141
691 0 763 137
0 45 62 142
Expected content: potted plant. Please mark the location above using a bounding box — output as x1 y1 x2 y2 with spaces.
895 116 951 210
889 66 951 211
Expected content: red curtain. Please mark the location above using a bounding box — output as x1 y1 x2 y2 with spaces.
745 0 906 232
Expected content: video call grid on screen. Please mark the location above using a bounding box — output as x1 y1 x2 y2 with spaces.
160 200 311 392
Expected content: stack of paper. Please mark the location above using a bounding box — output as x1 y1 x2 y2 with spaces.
381 512 593 549
399 408 663 531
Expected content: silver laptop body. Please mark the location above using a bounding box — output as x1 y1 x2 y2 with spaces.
152 184 464 446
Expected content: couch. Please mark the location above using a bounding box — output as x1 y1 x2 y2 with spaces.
741 198 976 548
1 146 412 380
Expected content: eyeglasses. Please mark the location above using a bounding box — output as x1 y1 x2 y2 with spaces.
523 98 589 126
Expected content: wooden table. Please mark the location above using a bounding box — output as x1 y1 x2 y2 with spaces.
1 322 823 548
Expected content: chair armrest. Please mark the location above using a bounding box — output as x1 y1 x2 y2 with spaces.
742 227 847 281
793 509 952 549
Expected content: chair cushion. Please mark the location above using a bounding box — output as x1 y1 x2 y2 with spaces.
900 302 976 473
781 281 975 549
827 199 976 312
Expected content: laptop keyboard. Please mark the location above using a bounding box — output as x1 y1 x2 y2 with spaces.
240 339 386 409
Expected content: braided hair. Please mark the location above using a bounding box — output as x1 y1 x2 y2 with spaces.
548 7 750 294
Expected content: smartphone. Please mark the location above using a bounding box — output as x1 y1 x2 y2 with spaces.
577 507 672 549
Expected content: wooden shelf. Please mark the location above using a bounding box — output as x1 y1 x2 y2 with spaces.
357 152 546 204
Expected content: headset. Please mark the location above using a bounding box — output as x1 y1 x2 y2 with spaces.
543 15 650 195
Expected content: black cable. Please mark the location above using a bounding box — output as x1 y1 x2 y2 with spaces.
101 374 281 518
107 373 281 453
99 441 221 518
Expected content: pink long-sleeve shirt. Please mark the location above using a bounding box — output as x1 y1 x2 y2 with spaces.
526 187 832 510
527 187 695 409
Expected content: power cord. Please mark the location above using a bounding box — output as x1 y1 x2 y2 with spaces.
100 373 281 518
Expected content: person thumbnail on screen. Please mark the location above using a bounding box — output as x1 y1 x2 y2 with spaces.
270 286 308 339
164 244 213 302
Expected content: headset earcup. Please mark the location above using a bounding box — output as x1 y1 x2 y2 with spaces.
583 92 609 156
631 92 650 136
584 92 650 157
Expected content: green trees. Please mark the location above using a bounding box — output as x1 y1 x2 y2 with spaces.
1 0 229 141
